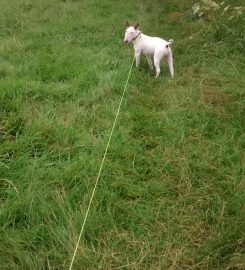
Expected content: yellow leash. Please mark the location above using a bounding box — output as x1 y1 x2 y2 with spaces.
68 56 135 270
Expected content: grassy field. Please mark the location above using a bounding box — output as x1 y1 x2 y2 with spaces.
0 0 244 269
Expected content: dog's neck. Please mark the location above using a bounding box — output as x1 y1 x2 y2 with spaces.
132 31 142 44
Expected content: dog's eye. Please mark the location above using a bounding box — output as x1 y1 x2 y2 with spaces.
131 32 134 34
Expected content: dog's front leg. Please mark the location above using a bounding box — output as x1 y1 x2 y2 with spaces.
135 52 141 68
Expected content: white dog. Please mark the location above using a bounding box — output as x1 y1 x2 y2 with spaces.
124 21 174 78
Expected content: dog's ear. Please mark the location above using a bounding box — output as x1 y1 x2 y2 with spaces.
134 23 140 30
125 20 130 28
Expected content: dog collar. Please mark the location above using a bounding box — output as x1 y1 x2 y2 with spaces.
132 31 141 42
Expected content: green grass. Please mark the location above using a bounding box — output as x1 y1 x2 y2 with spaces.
0 0 244 269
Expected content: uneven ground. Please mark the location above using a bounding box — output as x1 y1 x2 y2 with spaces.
0 0 244 269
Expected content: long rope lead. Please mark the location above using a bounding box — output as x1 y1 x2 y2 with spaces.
68 56 135 270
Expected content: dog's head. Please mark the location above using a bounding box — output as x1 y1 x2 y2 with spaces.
124 21 140 44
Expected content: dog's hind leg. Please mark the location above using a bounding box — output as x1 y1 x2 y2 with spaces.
154 59 161 78
167 48 174 78
154 51 164 78
145 54 153 70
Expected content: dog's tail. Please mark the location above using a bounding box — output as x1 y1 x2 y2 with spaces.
165 39 173 48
